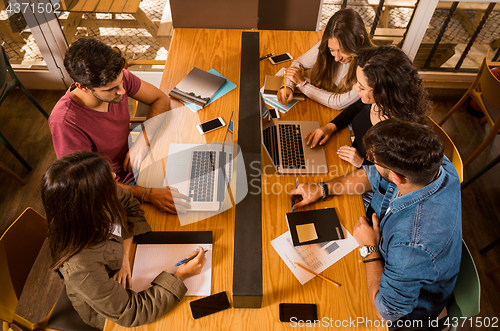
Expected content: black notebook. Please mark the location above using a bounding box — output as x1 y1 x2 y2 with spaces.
169 67 226 107
286 208 344 246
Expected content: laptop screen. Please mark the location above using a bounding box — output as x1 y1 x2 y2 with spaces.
259 95 279 168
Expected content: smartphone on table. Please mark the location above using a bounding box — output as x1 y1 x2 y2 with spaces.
269 53 293 65
190 291 231 319
268 108 280 120
196 117 226 134
279 303 318 322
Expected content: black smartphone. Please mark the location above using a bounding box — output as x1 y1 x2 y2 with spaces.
269 52 293 65
190 291 231 319
279 303 318 322
268 108 280 119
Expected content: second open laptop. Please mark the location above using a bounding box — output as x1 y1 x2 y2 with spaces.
164 112 234 211
260 97 328 174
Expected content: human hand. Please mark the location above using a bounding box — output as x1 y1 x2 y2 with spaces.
277 87 293 105
113 257 132 289
285 66 305 85
305 123 336 148
174 247 207 282
126 136 150 175
337 145 364 168
147 187 191 214
288 182 323 210
353 213 380 247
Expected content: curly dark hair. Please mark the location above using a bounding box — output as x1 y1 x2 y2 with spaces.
63 37 125 88
310 8 374 94
364 119 444 185
357 45 432 124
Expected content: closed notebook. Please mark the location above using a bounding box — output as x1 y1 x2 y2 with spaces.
169 67 226 107
263 75 305 101
286 208 344 246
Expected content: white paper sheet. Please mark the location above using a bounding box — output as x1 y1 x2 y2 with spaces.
271 225 359 285
131 244 212 296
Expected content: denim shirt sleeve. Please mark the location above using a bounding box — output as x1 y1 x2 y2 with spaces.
362 164 379 193
375 243 438 321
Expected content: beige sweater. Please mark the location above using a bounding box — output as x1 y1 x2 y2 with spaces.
284 41 360 110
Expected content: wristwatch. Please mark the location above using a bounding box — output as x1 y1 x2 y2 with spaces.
359 245 379 258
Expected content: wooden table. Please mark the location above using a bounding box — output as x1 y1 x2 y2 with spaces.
58 0 159 45
104 28 384 331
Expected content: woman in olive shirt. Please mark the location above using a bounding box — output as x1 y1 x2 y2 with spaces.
41 152 206 329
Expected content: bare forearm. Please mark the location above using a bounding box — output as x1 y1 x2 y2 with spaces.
117 182 149 203
123 237 133 255
146 95 170 119
326 168 371 196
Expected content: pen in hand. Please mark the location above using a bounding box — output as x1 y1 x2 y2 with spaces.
175 249 208 267
291 178 298 211
284 71 287 101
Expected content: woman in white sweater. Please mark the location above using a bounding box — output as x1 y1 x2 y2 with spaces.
278 8 374 110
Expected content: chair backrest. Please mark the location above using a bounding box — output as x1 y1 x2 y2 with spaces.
478 55 500 111
429 118 463 183
0 45 8 87
447 240 480 322
0 208 47 324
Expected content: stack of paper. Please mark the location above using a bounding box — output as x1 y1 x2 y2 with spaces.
271 225 358 285
260 86 299 113
132 243 213 296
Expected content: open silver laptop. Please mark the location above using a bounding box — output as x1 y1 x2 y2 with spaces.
260 97 328 174
164 112 234 211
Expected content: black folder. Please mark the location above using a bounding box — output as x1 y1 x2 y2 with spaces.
286 208 344 247
136 231 213 245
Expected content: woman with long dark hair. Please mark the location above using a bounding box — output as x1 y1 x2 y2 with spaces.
306 45 431 167
277 8 374 109
41 152 206 329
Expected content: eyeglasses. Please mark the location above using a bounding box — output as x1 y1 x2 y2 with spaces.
366 151 407 178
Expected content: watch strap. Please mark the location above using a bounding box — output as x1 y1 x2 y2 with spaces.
318 182 328 200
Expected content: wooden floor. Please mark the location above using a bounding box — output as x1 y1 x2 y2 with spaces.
1 88 499 329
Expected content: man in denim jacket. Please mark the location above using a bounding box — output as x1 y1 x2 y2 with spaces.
291 119 462 329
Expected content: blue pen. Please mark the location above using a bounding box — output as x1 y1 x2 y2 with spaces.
174 249 208 267
291 178 299 211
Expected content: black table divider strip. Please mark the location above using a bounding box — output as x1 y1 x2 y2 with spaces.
232 31 263 309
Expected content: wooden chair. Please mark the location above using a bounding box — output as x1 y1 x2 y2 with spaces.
0 208 99 331
431 241 481 331
429 118 464 183
1 207 51 330
438 51 500 167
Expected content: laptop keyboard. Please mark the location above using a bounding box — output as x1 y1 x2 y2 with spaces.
279 124 306 169
189 151 216 202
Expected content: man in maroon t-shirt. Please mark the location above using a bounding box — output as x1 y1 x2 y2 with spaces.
49 37 189 215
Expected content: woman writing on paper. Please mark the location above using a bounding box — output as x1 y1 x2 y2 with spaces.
306 46 431 168
41 151 206 330
277 8 373 109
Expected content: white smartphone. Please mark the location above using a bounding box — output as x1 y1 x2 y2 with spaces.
268 52 293 65
196 117 226 134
